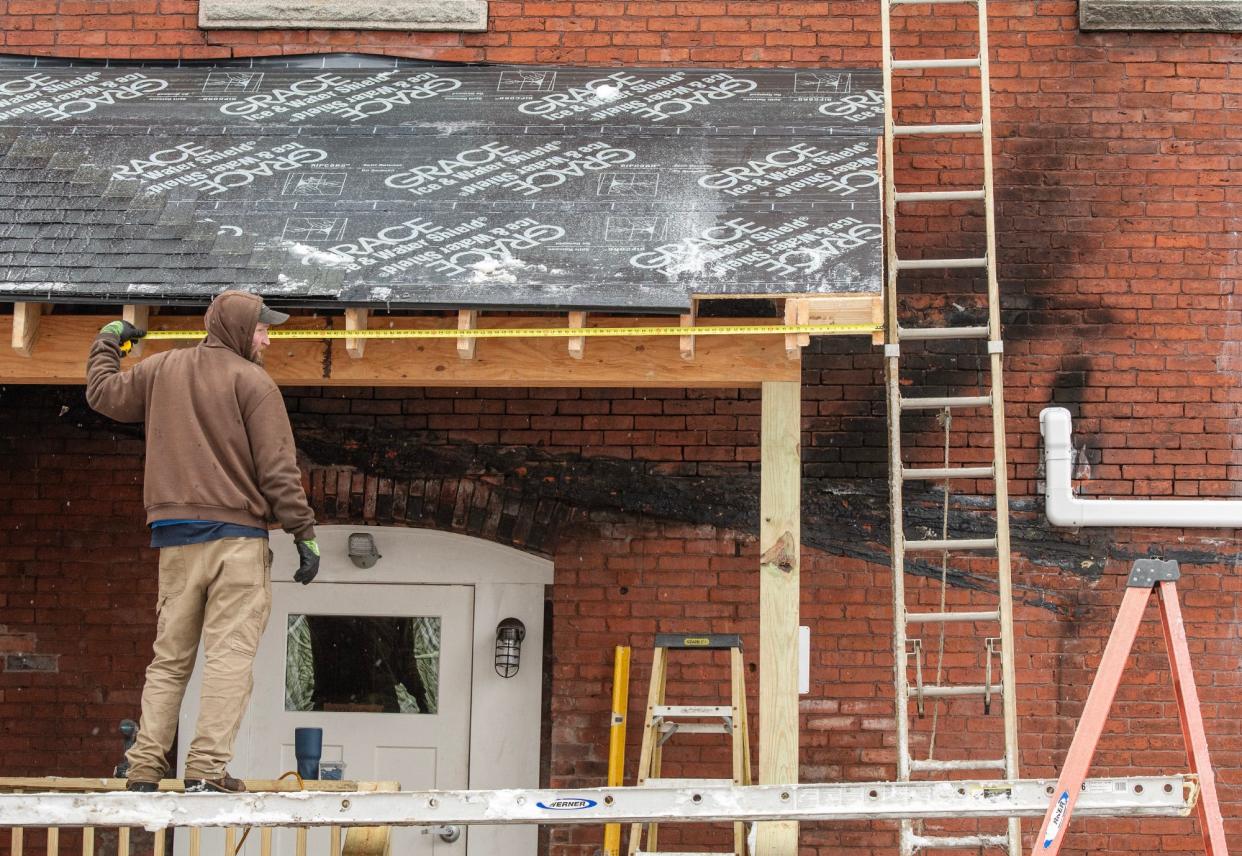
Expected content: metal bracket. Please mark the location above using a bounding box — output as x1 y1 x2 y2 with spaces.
885 344 900 358
987 340 1004 354
984 638 1000 715
909 639 925 718
1127 559 1180 588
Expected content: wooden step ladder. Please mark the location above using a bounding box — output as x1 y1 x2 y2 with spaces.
880 0 1021 851
627 634 752 856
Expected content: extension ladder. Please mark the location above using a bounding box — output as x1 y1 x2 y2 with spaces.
880 0 1020 851
628 634 752 856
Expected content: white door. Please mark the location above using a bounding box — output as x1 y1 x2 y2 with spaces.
180 580 474 856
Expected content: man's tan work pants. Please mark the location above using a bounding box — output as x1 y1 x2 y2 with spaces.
126 537 272 783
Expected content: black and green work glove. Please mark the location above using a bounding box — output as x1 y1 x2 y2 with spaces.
100 320 147 355
294 539 320 585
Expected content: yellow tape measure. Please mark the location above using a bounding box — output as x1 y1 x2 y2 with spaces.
142 323 878 341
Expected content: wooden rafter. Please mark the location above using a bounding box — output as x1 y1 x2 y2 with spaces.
345 308 369 359
457 310 478 360
784 299 810 360
11 302 47 357
679 301 696 362
0 314 799 388
122 305 150 357
568 311 587 360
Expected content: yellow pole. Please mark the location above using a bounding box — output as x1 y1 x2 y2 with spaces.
603 645 631 856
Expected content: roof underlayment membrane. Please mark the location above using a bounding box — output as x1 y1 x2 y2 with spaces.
0 54 884 312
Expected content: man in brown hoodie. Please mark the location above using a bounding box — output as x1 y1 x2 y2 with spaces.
87 290 320 794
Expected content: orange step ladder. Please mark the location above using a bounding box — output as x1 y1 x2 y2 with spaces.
1031 558 1228 856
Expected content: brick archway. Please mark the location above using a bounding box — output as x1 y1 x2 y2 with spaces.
305 465 577 556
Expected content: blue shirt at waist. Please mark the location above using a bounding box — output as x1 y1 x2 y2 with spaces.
150 519 268 549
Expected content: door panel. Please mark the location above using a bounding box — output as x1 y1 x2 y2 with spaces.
179 582 473 856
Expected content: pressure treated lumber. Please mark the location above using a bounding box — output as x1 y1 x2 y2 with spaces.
757 380 801 855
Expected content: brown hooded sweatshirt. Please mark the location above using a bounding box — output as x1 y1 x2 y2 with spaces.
86 291 316 541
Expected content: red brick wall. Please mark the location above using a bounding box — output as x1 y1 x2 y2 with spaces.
1 2 1241 854
2 386 1240 855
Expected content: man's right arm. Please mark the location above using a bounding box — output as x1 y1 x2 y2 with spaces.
85 328 150 422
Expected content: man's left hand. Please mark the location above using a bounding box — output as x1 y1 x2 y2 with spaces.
99 320 147 355
294 539 320 585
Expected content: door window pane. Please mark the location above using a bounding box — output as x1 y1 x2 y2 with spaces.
285 615 440 714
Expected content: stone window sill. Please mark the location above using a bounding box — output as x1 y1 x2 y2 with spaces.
199 0 487 31
1080 0 1242 30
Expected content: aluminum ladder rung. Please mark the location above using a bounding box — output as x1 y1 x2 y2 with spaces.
906 609 1001 624
908 833 1008 849
658 722 732 736
889 0 978 5
636 852 739 856
897 325 989 341
652 705 732 719
908 683 1002 699
909 757 1007 773
894 189 986 202
902 465 994 481
893 122 983 135
896 256 988 270
900 394 991 411
891 57 981 70
904 537 997 553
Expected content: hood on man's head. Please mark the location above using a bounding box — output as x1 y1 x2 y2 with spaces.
203 291 263 359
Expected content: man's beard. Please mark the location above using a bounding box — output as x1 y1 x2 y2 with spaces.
250 349 264 366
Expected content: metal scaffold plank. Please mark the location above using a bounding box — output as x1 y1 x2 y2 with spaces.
0 778 1195 829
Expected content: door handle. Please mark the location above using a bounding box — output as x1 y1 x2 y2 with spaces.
421 824 461 843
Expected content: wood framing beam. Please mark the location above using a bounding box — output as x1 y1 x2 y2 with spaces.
11 302 47 357
123 305 150 357
0 315 800 388
568 311 587 360
345 308 369 359
756 380 801 856
457 310 478 360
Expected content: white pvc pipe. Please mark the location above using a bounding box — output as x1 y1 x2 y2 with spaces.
1040 407 1242 528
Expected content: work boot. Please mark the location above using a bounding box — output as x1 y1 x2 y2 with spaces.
183 774 246 793
126 781 158 793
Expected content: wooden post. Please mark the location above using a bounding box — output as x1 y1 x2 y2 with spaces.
756 380 801 855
